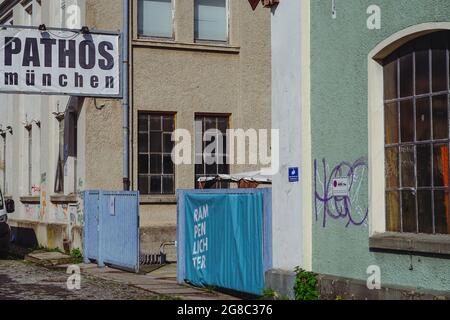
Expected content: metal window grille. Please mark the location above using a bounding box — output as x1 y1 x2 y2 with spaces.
384 31 450 235
138 113 175 195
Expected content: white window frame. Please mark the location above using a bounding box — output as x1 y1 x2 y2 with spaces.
194 0 229 43
137 0 175 39
368 22 450 236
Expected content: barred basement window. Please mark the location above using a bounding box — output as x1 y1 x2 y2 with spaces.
138 113 175 195
384 31 450 235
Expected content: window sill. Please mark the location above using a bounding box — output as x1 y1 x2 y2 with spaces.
50 194 78 204
20 196 40 204
369 232 450 257
140 195 177 205
132 38 240 54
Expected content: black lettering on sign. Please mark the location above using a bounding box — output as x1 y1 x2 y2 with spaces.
98 41 114 70
23 38 40 67
59 74 68 87
5 37 21 66
40 38 56 67
79 40 96 69
59 40 76 68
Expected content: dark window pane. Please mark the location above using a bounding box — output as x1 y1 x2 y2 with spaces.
417 145 432 187
385 102 399 144
206 163 217 175
386 191 401 232
400 145 415 188
150 116 161 131
384 59 398 100
400 100 414 142
150 132 162 153
401 190 417 233
149 154 162 174
138 116 148 132
433 144 449 187
163 116 174 132
204 117 216 131
138 155 149 174
385 147 399 188
418 190 433 234
432 95 448 140
432 49 447 92
138 176 149 195
163 154 174 174
415 50 430 94
218 117 228 133
434 190 449 234
400 53 413 97
218 163 229 175
163 133 174 153
195 163 204 175
150 176 162 194
163 176 174 194
416 98 431 141
138 133 148 153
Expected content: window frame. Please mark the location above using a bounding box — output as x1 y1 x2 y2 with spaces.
194 113 230 189
194 0 229 44
137 112 176 195
136 0 175 40
368 23 450 243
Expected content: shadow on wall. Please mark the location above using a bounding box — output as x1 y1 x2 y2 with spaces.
10 227 38 249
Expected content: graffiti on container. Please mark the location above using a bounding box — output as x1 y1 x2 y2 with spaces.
314 157 369 228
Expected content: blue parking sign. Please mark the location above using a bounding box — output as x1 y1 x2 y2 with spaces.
289 167 299 183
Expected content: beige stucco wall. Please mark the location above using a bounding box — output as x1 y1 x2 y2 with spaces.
83 0 271 232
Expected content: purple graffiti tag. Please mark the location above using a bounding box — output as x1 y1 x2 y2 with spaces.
314 157 369 228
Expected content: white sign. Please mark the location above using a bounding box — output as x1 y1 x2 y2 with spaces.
332 177 349 197
0 27 120 97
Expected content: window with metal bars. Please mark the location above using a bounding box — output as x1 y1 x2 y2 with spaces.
138 113 175 195
195 115 229 189
384 31 450 235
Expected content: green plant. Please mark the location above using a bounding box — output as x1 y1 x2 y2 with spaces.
70 248 83 264
261 288 290 300
293 267 320 300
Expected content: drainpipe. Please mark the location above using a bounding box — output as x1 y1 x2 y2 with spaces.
122 0 130 191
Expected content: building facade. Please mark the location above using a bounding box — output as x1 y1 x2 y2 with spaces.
269 0 450 298
0 0 271 257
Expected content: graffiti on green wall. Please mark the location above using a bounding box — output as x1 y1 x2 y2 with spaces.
314 157 368 228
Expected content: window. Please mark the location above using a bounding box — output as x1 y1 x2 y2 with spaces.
194 0 228 42
195 115 229 188
384 31 450 235
138 113 175 195
138 0 173 38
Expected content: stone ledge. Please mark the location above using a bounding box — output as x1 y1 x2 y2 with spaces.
50 194 77 204
318 274 450 300
369 232 450 256
19 196 40 204
264 269 450 300
132 39 240 54
140 195 177 205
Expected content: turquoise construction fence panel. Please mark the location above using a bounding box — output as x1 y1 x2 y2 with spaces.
83 191 140 273
177 189 272 296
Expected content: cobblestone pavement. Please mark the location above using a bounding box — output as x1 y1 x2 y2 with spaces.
0 259 163 300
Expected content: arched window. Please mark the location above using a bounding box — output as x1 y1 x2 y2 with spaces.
383 31 450 235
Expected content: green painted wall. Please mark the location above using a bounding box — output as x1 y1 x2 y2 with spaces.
311 0 450 291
